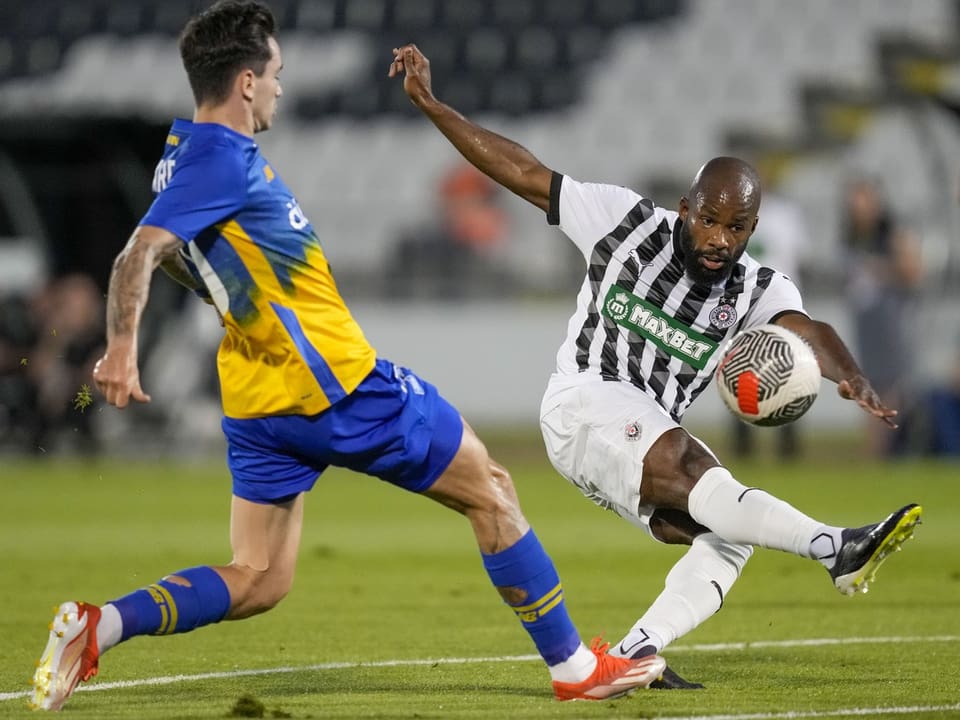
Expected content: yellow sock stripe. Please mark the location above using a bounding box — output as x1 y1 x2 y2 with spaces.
147 584 179 635
511 583 564 624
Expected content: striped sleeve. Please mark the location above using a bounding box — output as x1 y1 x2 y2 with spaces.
549 174 646 260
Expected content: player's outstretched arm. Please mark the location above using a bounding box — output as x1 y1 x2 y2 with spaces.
389 43 553 212
92 225 182 409
774 312 898 428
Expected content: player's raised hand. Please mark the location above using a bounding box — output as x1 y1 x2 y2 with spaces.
92 344 151 409
837 375 898 428
388 44 434 107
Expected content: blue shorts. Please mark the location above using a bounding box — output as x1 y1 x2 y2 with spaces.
222 359 464 504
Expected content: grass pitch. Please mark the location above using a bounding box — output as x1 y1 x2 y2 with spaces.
1 432 959 719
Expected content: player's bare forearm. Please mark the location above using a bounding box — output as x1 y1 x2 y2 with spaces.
389 44 552 211
106 228 180 343
423 101 551 210
775 312 898 426
775 314 861 384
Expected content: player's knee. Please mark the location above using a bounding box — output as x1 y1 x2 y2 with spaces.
228 564 294 616
251 569 293 611
648 509 709 544
642 429 719 508
425 429 528 544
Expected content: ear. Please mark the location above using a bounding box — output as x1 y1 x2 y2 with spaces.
751 215 759 233
239 68 257 102
678 196 689 220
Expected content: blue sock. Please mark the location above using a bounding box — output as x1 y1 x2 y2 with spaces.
110 566 232 641
482 530 582 666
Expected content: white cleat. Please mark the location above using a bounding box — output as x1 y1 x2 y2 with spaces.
30 602 101 711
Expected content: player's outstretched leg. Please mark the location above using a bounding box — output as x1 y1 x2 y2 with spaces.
425 426 666 701
479 528 665 700
684 467 922 594
829 504 922 596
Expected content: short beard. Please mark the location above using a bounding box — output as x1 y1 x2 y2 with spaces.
679 221 741 286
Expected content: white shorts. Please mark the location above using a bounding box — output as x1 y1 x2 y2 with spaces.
539 373 704 536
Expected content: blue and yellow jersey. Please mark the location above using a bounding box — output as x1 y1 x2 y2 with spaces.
141 119 376 419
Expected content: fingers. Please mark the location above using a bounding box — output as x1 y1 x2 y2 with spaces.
865 402 898 428
387 49 401 77
388 46 406 77
131 383 152 405
838 377 899 429
388 44 421 77
98 384 150 409
92 357 150 408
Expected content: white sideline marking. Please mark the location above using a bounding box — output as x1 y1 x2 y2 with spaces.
668 706 960 720
3 634 958 705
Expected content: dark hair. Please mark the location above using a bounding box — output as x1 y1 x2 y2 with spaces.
179 0 276 106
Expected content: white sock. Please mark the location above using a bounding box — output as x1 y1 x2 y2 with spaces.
96 603 123 654
548 642 598 683
687 467 832 558
612 532 753 655
810 526 845 570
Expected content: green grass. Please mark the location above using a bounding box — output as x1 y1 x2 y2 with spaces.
2 435 959 719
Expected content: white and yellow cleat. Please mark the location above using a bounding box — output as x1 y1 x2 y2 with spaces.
30 602 101 711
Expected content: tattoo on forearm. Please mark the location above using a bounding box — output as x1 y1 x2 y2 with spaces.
106 240 153 340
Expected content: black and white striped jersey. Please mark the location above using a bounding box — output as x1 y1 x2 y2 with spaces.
547 173 806 422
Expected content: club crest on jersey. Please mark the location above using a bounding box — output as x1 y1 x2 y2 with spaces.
624 419 642 441
709 302 738 329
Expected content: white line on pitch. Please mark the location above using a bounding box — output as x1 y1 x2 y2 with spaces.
666 705 960 720
2 634 958 703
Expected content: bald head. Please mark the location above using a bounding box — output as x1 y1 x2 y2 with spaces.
688 156 762 213
677 156 762 286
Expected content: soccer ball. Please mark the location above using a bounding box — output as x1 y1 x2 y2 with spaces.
715 324 821 427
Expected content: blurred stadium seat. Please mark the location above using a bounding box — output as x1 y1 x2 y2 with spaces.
1 0 959 449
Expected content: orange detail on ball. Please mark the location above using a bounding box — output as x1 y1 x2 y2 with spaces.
736 371 760 415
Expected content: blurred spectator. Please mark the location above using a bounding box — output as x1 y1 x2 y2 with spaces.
731 179 808 460
0 273 104 453
926 336 960 457
839 175 923 458
923 175 960 457
384 162 515 299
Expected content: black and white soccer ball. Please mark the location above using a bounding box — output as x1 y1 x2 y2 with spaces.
715 324 821 427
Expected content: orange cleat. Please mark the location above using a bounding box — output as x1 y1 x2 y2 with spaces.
30 602 101 711
552 638 666 701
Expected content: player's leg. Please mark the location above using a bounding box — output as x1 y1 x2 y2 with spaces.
264 360 665 701
32 494 304 711
423 419 664 700
540 378 744 687
98 493 302 639
32 415 312 711
611 510 752 688
218 493 305 619
641 427 922 594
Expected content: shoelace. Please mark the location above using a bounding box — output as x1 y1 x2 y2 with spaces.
588 637 611 655
587 636 632 678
